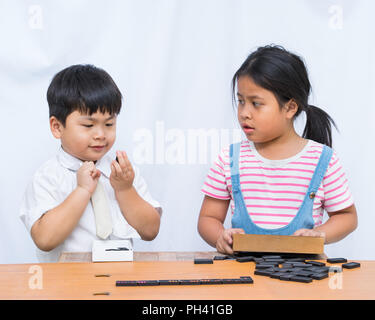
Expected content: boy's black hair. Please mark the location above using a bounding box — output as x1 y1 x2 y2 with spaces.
47 64 122 126
232 45 337 147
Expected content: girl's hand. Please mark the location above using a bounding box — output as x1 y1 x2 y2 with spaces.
110 151 135 192
76 161 101 195
293 228 325 240
216 228 245 255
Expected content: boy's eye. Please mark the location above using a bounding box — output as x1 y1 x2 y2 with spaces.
252 101 261 107
106 123 114 127
82 124 93 128
238 99 245 105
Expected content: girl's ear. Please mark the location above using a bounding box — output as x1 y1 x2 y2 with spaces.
50 116 64 139
284 99 299 119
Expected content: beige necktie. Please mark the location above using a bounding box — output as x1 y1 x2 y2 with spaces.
91 181 112 239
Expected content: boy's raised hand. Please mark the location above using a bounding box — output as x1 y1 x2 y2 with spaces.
76 161 101 195
110 151 135 192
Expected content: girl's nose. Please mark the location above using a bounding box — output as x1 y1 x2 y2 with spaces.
239 104 252 120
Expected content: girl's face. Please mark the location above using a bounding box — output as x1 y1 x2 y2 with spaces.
236 76 295 144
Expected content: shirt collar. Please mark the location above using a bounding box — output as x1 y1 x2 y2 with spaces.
57 146 114 178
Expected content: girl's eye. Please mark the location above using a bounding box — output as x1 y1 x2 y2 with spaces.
83 124 93 128
252 101 261 107
238 99 245 105
106 123 114 127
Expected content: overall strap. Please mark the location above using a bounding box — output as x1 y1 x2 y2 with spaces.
308 145 333 193
230 142 242 192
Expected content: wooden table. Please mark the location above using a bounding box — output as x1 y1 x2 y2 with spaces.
0 252 374 300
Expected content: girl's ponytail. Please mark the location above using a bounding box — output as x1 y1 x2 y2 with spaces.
303 105 337 148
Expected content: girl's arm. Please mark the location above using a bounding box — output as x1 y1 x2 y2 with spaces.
294 204 358 244
198 195 244 254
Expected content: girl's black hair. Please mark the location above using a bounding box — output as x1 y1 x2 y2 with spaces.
47 64 122 126
231 45 337 147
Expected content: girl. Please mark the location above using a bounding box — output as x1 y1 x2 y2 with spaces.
198 45 357 255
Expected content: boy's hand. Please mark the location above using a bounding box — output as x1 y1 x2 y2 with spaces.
216 228 245 255
293 228 325 240
110 151 135 192
76 161 101 195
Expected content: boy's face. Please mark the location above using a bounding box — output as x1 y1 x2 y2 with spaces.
50 110 117 162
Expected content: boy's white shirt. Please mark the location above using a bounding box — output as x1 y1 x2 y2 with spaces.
19 147 162 262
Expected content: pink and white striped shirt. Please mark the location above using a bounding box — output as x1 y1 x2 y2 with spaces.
201 139 353 229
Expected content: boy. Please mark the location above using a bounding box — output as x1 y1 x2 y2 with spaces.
20 64 162 262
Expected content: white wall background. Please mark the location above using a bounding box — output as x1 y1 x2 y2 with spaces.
0 0 374 264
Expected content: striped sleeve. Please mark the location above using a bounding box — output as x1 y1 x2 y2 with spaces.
323 151 354 212
201 147 231 200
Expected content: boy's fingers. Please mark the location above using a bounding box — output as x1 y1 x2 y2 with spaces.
122 151 131 167
116 150 133 172
111 160 122 177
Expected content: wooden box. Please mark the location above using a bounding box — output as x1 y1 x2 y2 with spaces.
232 234 324 254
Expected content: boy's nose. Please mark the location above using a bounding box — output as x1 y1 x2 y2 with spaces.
93 127 105 139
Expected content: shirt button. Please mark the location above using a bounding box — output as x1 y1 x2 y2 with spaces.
309 192 316 199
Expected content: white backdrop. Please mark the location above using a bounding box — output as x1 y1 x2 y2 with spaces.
0 0 374 264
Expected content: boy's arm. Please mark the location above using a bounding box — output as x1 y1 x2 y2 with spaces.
31 162 101 251
115 187 160 240
110 151 160 241
293 204 358 244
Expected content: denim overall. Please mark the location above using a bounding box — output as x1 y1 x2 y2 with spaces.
230 142 332 235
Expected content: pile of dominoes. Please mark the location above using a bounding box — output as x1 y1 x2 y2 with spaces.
235 255 360 283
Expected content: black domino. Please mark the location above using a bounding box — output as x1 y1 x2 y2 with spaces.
236 256 254 262
327 258 347 263
306 260 326 266
270 272 285 279
262 255 282 259
159 280 180 285
194 258 213 264
290 276 312 283
240 276 254 284
311 273 329 280
291 270 314 277
285 258 305 262
342 262 361 269
213 255 228 260
179 279 200 285
254 269 273 277
116 280 137 286
279 274 295 281
221 278 242 284
136 280 159 286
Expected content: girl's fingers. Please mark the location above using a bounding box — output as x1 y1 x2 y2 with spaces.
293 229 306 236
223 232 233 245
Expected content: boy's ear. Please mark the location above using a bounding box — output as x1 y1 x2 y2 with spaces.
284 99 299 119
50 116 64 139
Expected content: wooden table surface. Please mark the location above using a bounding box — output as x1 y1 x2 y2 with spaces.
1 253 374 300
